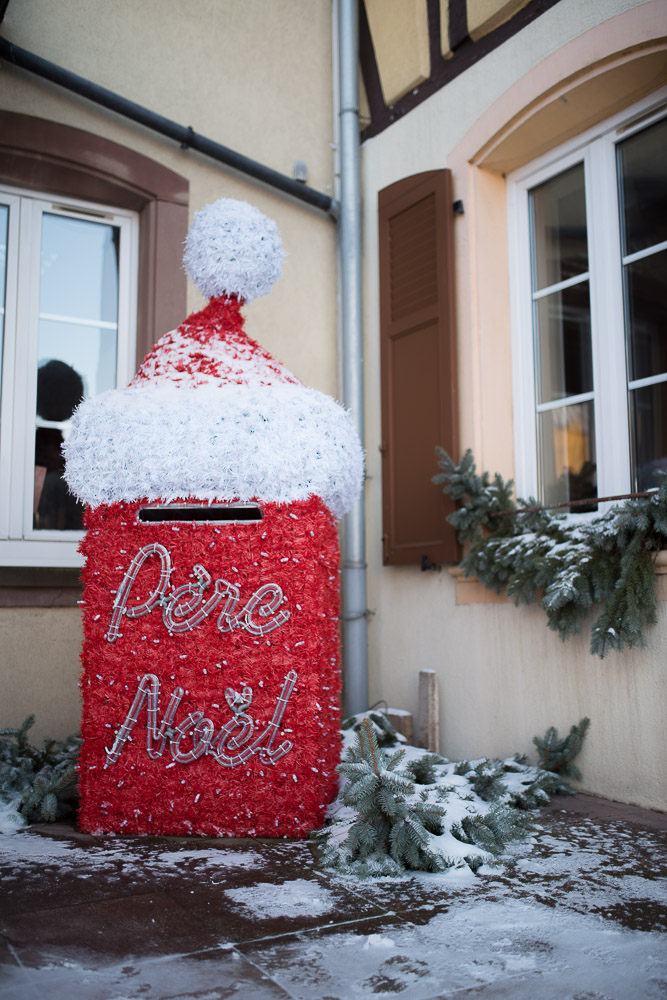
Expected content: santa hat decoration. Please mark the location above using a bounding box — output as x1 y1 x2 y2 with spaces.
64 199 363 518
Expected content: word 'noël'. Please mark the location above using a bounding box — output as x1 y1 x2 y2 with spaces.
104 670 298 769
105 543 290 642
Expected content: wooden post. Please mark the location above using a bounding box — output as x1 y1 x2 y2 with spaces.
387 708 414 745
417 669 439 751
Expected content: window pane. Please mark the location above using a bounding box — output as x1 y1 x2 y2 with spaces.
538 401 597 510
33 214 120 532
624 247 667 383
40 213 119 323
0 204 7 403
38 320 118 398
535 281 593 404
630 381 667 492
530 164 588 290
618 118 667 257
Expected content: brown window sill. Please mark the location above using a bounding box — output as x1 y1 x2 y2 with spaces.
0 567 82 607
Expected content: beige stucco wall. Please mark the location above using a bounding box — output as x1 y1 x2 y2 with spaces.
1 0 338 394
0 608 83 743
0 1 338 742
362 0 667 810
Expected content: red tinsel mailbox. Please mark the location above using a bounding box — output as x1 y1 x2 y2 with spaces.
64 199 363 837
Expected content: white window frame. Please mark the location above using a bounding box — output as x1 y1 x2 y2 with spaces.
507 88 667 509
0 186 138 567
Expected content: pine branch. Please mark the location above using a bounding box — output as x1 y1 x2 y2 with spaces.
0 717 81 823
319 714 590 878
435 450 667 656
533 718 590 784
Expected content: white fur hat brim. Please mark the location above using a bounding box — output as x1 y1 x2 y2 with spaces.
63 383 364 519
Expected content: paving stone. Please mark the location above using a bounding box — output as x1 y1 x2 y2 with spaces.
0 891 221 968
167 870 390 945
0 831 271 915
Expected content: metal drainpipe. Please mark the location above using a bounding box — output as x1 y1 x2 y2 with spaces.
338 0 369 717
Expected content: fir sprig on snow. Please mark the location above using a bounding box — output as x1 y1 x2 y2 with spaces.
0 716 80 824
533 717 590 786
317 713 588 878
434 449 667 657
341 710 407 747
319 720 447 876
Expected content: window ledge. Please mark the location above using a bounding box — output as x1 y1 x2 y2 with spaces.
0 587 81 608
0 566 82 607
449 550 667 605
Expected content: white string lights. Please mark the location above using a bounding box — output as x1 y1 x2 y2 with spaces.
105 669 298 770
105 543 290 643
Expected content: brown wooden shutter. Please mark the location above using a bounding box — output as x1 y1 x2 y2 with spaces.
379 169 460 566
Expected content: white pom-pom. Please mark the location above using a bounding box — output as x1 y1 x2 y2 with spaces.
183 199 285 302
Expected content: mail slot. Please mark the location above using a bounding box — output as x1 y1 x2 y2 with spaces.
137 503 263 523
64 199 363 838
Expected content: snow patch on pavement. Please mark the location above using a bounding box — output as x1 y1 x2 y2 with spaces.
0 829 264 876
224 877 336 919
246 901 667 999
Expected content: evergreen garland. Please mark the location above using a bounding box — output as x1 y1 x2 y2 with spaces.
406 752 447 785
451 805 530 871
434 448 667 657
0 716 80 824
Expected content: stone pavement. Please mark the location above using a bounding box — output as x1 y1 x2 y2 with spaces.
1 795 666 999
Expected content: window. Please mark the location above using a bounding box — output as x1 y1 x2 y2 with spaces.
508 95 667 511
0 187 138 566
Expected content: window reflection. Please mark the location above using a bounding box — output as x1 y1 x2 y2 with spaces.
618 119 667 493
624 249 667 383
33 360 85 530
618 118 667 256
534 282 593 404
538 402 597 511
530 164 588 290
33 212 120 531
630 382 667 493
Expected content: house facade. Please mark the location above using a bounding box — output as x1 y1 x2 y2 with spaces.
361 0 667 810
1 0 665 811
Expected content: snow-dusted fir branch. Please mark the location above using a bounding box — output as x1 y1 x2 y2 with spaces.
0 716 80 829
434 449 667 657
316 714 584 878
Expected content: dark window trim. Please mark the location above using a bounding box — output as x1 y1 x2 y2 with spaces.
0 110 189 365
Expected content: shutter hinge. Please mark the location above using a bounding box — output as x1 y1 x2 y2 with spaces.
421 554 441 572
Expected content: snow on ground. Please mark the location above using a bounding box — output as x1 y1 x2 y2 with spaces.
0 797 25 835
0 827 264 877
225 878 337 919
1 807 666 999
245 900 667 999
